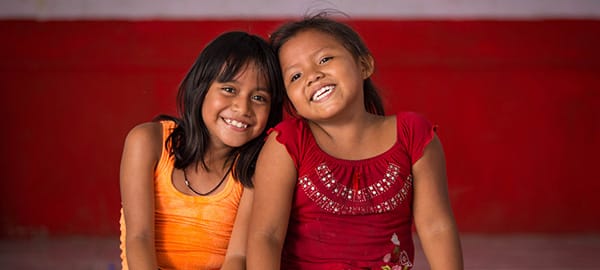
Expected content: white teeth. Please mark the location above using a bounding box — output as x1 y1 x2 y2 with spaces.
312 85 334 101
224 118 248 128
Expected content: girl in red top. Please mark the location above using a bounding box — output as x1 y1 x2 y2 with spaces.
248 14 463 270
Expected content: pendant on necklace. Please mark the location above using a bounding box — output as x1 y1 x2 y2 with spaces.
183 166 232 196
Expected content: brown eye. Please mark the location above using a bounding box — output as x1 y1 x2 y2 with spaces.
252 94 268 103
290 73 301 82
221 87 235 94
319 56 333 64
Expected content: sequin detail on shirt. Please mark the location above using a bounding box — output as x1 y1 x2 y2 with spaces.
298 163 413 215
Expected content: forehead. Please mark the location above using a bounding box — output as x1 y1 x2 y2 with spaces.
279 29 343 58
219 61 266 82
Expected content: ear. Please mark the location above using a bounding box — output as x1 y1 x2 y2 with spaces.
359 54 375 79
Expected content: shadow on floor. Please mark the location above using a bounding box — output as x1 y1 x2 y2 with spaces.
1 234 599 269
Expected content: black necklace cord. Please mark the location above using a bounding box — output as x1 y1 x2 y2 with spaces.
183 165 232 196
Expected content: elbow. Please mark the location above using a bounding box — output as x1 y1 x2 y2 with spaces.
415 215 459 239
249 230 284 249
126 231 154 246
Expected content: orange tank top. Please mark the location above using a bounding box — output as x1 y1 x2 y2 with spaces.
120 121 244 270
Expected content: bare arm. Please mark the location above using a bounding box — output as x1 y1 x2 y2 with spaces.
413 134 464 270
120 122 162 270
221 187 254 270
246 132 297 270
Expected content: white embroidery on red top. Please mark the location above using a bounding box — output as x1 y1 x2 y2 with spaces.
298 163 413 215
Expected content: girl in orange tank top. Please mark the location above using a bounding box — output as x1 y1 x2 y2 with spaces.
119 31 284 270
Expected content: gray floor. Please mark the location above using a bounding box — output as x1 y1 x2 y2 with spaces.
0 234 599 269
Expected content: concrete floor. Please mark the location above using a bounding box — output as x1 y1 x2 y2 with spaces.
0 234 599 269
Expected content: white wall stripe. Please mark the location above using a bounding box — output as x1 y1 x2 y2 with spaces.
1 0 600 19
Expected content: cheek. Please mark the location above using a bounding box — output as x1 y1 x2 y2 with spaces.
286 87 303 104
254 105 271 125
201 98 219 120
200 103 210 121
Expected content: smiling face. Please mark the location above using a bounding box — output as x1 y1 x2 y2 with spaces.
201 62 272 150
278 29 373 122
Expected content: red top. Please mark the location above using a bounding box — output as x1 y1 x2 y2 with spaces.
270 112 436 270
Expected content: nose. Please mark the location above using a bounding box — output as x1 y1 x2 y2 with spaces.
232 96 251 116
306 69 324 87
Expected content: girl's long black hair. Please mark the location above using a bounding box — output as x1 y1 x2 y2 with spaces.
157 31 284 188
270 12 385 116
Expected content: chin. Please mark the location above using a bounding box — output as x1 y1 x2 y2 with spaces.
223 138 252 148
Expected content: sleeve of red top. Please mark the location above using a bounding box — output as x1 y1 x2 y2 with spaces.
397 112 438 165
266 118 302 169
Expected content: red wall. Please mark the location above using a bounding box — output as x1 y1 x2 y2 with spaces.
1 20 598 237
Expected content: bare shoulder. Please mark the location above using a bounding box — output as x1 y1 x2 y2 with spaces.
123 121 163 160
261 131 288 158
127 121 162 138
258 130 295 175
126 122 162 142
263 130 279 144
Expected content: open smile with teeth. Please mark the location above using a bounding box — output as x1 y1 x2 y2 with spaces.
223 118 249 129
311 85 335 102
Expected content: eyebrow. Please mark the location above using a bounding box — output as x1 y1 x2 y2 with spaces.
282 64 297 77
255 87 271 94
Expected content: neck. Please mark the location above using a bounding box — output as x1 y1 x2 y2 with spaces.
196 145 233 173
307 112 392 160
309 111 382 141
